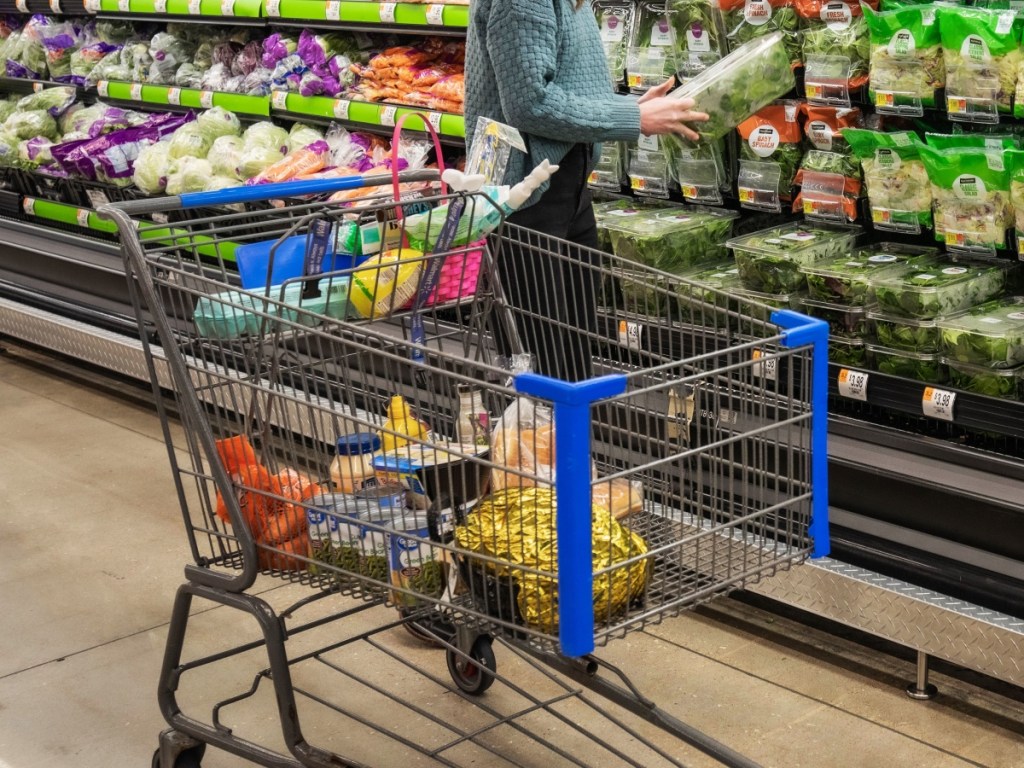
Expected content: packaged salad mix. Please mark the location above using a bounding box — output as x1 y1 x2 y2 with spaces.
845 128 933 233
863 3 944 114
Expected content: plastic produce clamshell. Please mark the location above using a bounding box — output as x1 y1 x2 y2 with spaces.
800 242 937 306
867 256 1009 320
937 296 1024 369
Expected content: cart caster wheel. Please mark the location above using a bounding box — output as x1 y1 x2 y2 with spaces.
446 636 496 696
152 744 205 768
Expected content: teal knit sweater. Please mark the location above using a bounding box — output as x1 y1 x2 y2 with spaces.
465 0 642 208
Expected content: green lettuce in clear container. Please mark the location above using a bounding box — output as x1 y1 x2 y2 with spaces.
730 285 806 335
937 296 1024 368
798 297 871 338
867 343 947 383
868 310 940 353
673 261 743 327
728 221 861 293
830 337 868 367
594 198 678 253
800 242 935 305
945 358 1023 399
868 256 1008 319
606 206 740 272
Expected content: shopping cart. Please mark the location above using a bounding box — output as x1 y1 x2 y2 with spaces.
103 169 830 768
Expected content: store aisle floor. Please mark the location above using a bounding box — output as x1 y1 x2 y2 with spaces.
1 343 1023 768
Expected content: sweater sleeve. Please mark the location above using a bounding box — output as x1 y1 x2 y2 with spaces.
486 0 641 143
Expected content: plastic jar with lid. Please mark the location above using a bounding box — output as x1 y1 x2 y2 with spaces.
330 433 381 494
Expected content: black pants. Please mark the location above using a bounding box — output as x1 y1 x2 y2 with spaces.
498 144 601 382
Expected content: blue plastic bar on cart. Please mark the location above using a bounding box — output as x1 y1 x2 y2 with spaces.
176 170 439 209
771 309 831 559
514 372 628 658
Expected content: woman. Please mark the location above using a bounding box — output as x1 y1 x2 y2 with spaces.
466 0 708 381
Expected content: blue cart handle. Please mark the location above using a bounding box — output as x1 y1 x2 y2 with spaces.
103 169 442 216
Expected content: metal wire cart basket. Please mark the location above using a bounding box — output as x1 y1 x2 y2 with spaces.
103 167 830 768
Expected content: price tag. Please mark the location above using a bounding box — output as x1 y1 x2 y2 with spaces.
130 82 143 100
188 0 201 13
166 87 181 105
837 368 868 401
426 4 445 24
875 91 894 108
922 387 956 421
380 105 397 127
271 90 288 110
427 111 443 131
805 83 823 101
85 0 101 12
220 0 235 14
154 0 167 10
326 0 340 19
32 82 43 93
118 0 131 10
22 198 35 216
738 187 754 204
947 96 967 115
76 209 91 228
200 91 214 108
333 98 350 120
630 177 647 191
266 0 280 15
49 0 62 12
871 208 892 226
379 2 396 22
752 349 778 382
15 0 29 12
680 184 698 200
97 81 109 98
618 319 643 350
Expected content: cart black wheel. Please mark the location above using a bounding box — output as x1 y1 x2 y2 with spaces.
446 636 496 695
151 745 204 768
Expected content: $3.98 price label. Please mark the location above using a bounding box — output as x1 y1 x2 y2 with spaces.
618 320 642 350
837 368 868 401
922 386 956 421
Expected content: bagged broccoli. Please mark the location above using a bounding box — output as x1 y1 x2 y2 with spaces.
919 143 1012 252
672 0 728 79
798 0 875 103
937 6 1022 120
626 0 682 92
208 135 244 179
16 86 77 118
864 3 943 114
165 156 214 195
288 123 323 152
132 140 172 194
4 110 58 141
592 0 634 83
169 121 214 160
197 107 242 141
846 128 932 232
720 0 801 68
737 100 803 211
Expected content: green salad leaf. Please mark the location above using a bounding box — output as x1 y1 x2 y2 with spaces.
870 346 945 382
627 0 681 91
829 339 868 366
947 361 1022 398
937 5 1022 115
593 0 635 83
845 128 932 230
870 313 940 352
608 207 739 272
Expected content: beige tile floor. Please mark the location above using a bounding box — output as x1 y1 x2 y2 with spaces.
1 342 1022 768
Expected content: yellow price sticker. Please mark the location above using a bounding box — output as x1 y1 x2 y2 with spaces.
947 97 967 114
875 92 894 107
681 184 697 199
871 208 892 224
738 188 754 204
630 178 647 190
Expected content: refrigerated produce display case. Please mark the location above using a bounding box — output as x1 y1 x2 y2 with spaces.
0 0 1022 712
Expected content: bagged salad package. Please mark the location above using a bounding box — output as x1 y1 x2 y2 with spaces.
918 143 1012 253
719 0 802 68
863 3 943 115
937 5 1022 121
736 100 803 211
627 133 673 199
627 0 681 92
662 133 733 204
671 0 729 79
592 0 635 84
925 132 1018 150
846 128 932 233
1010 149 1024 247
799 0 877 106
588 141 628 191
794 105 863 221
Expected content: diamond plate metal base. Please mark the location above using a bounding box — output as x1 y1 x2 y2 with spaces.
749 557 1024 688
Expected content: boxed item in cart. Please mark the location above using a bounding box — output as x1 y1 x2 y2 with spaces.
866 342 947 384
798 297 872 339
830 337 868 368
193 279 351 339
372 442 490 511
728 221 861 293
937 297 1024 369
867 310 940 354
945 358 1024 399
867 256 1009 319
800 242 936 305
668 31 796 141
605 206 739 273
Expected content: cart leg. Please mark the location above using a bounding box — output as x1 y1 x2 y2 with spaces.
157 582 362 768
906 650 938 701
154 729 205 768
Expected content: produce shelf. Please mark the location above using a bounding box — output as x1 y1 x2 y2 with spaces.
0 77 89 96
270 91 464 143
267 0 468 33
21 197 118 234
2 0 77 14
90 0 265 24
95 81 271 117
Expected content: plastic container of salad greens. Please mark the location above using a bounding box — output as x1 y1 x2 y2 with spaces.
798 297 872 339
868 257 1009 319
669 31 796 141
866 342 947 384
728 221 861 293
936 296 1024 369
730 285 806 334
800 242 937 306
606 206 740 273
830 337 869 368
594 198 679 252
867 310 941 354
673 261 743 327
945 358 1023 400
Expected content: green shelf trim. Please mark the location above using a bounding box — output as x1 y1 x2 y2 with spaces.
273 93 464 138
96 0 263 18
271 0 467 27
97 81 270 116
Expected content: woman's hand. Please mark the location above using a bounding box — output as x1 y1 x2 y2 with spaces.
637 76 709 142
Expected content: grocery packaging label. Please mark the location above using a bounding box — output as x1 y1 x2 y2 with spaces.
619 320 643 350
426 4 445 25
820 2 853 31
686 24 713 52
601 13 627 42
747 126 781 158
888 29 916 58
953 174 987 201
650 18 676 45
744 0 773 26
838 368 869 400
379 2 397 23
808 121 834 151
326 1 341 20
922 387 955 421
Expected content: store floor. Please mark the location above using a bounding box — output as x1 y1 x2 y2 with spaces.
1 343 1023 768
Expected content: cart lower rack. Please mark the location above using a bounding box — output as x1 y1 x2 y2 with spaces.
103 168 829 768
